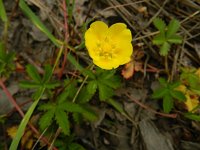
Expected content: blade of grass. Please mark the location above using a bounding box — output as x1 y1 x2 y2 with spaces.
0 0 7 22
19 0 63 47
9 88 45 150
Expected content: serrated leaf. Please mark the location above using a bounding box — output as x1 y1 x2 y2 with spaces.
98 82 114 101
167 35 182 44
19 81 41 88
101 76 121 89
55 110 70 135
163 94 173 113
153 18 166 31
39 110 55 130
159 42 170 56
26 65 42 83
87 80 97 94
42 65 53 83
77 86 94 103
152 88 167 99
166 19 180 38
153 33 166 45
170 90 186 101
38 103 55 111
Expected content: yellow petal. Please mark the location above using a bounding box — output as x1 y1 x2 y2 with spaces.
85 21 108 60
108 23 132 42
184 93 199 112
93 59 119 70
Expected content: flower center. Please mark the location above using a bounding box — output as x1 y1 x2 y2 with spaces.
95 37 117 60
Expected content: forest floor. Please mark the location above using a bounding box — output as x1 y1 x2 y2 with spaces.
0 0 200 150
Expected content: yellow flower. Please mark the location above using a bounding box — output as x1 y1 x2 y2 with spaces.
85 21 133 70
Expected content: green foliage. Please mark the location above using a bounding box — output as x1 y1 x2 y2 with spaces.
152 78 186 113
153 18 182 56
184 111 200 121
20 65 60 99
55 135 86 150
77 68 121 102
0 42 15 78
0 0 7 22
38 85 97 134
180 68 200 95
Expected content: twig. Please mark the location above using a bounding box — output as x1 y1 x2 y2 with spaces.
125 93 177 118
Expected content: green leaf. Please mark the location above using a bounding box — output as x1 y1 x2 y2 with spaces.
38 103 55 111
39 110 55 130
166 19 180 38
55 110 70 135
98 82 114 101
159 42 170 56
44 81 60 89
152 88 167 99
0 42 6 60
19 81 41 88
60 102 97 121
87 80 97 94
42 65 53 83
184 113 200 121
0 0 7 22
163 94 173 113
69 143 86 150
167 35 182 44
170 81 181 89
158 78 167 86
153 18 166 32
26 65 41 83
170 90 186 101
77 86 94 103
153 32 166 45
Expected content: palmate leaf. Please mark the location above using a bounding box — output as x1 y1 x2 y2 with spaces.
55 110 70 135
